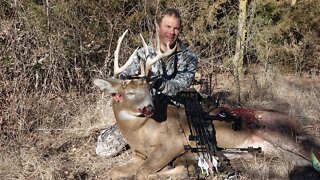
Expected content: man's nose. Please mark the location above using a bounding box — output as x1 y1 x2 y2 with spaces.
169 28 175 35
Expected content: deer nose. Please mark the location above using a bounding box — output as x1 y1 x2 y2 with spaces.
138 105 155 117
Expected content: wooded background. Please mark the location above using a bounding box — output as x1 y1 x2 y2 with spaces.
1 0 319 94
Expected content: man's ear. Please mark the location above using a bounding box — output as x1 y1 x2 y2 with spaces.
93 78 121 94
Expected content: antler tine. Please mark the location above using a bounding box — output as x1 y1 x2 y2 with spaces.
139 33 149 59
139 33 149 77
114 30 138 77
145 29 177 74
140 60 146 77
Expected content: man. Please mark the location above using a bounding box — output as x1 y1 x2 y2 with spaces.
96 8 198 158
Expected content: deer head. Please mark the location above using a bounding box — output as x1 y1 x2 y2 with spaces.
93 30 176 118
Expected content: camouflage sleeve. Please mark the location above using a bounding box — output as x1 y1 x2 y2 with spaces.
160 50 198 96
120 45 198 97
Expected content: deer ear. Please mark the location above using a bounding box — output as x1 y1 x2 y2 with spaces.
93 78 121 94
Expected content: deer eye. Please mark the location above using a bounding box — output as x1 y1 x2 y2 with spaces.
126 91 136 99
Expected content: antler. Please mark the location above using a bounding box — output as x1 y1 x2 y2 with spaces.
114 30 138 77
139 29 177 76
113 29 176 78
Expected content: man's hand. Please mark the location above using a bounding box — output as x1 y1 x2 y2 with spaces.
152 77 165 92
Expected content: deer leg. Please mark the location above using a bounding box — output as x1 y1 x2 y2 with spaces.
147 165 189 179
135 146 184 179
257 130 312 166
108 154 145 179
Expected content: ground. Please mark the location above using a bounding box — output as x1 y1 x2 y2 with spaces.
1 72 319 179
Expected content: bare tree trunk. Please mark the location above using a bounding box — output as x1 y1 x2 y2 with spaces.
232 0 248 103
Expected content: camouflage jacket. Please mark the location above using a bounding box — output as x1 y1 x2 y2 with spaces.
121 40 198 97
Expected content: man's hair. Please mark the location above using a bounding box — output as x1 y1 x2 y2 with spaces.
156 8 182 26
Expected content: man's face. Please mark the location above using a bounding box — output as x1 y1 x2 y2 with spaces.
157 15 181 49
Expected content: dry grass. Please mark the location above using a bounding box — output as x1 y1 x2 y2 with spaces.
1 71 320 180
243 67 320 142
0 91 123 180
210 67 320 179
